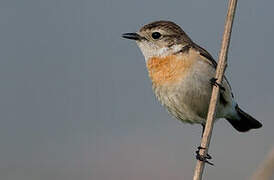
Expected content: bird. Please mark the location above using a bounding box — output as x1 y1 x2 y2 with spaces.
122 20 262 163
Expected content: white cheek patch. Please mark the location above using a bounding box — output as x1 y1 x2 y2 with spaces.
171 44 183 53
158 47 169 55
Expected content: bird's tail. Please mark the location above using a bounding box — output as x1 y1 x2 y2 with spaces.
226 105 262 132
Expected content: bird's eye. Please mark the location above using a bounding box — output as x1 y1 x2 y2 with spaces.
151 32 161 39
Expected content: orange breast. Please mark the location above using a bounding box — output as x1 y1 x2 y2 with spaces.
146 54 193 86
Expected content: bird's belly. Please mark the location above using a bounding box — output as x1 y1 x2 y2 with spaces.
153 63 215 124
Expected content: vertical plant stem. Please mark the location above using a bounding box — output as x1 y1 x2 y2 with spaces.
192 0 238 179
251 147 274 180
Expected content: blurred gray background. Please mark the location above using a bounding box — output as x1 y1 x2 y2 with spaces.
0 0 273 179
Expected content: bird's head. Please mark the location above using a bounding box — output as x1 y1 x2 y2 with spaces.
122 20 192 61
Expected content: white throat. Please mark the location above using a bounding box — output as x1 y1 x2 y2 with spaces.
136 42 183 62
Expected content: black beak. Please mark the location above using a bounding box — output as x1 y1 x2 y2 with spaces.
122 33 142 41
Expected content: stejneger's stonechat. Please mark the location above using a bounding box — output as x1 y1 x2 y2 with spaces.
122 20 262 133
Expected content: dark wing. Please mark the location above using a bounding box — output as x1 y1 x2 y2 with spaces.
191 43 234 98
192 43 217 68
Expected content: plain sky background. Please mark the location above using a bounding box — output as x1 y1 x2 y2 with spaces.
0 0 274 180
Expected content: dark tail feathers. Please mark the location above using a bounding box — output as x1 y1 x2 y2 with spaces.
226 106 262 132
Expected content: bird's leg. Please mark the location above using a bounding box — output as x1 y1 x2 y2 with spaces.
196 125 214 165
210 78 225 91
201 124 205 137
196 147 213 162
195 146 214 166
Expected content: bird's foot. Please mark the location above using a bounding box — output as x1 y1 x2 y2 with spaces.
210 78 225 91
195 146 214 166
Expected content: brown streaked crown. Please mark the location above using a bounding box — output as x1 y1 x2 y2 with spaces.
139 21 193 45
140 21 183 34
